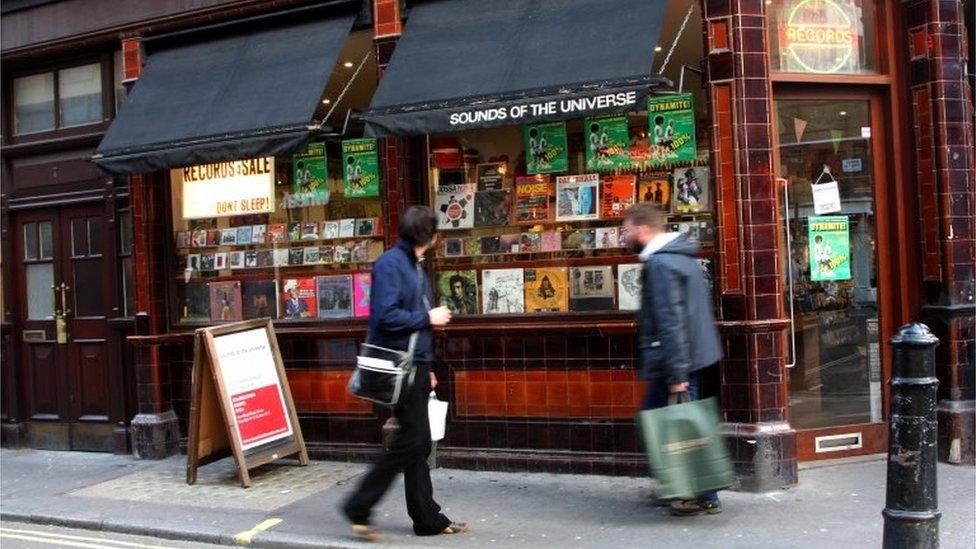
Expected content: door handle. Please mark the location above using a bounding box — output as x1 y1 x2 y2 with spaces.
51 284 62 316
60 283 72 316
53 282 69 344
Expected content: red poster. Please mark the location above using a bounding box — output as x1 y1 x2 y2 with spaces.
232 384 290 447
601 175 636 218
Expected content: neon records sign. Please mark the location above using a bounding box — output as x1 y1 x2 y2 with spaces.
779 0 860 74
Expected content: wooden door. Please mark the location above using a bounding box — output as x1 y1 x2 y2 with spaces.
12 203 119 451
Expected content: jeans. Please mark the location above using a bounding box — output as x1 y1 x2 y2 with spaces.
342 362 452 535
641 372 719 503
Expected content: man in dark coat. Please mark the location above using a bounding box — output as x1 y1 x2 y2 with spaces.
623 203 724 516
342 206 468 540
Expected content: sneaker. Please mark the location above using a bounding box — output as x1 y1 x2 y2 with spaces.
349 523 382 542
441 522 469 534
669 498 722 516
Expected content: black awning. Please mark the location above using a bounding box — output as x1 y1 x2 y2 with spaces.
93 14 355 175
363 0 671 137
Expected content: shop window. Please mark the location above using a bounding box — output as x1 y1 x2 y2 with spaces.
59 63 103 127
170 142 384 324
768 0 878 75
424 97 713 317
13 73 55 134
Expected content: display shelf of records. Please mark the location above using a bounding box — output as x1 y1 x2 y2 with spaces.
169 141 383 326
426 103 714 318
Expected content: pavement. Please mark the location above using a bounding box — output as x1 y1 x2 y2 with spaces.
1 449 973 548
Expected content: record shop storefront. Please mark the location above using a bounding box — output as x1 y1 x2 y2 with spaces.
90 0 973 491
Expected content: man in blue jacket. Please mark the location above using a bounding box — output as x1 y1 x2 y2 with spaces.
623 203 724 516
342 206 467 540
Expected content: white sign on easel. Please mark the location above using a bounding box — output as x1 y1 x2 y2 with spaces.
811 165 841 215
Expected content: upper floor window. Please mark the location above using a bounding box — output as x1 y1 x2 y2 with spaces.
768 0 878 75
13 62 103 135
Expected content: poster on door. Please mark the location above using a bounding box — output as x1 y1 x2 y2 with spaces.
807 216 851 282
211 328 293 450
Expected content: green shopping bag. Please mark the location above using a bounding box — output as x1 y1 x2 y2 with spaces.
636 395 733 500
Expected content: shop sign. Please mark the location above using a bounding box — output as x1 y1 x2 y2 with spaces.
647 93 697 165
290 142 329 207
811 180 842 214
448 90 639 128
177 157 274 219
779 0 859 74
523 121 568 174
342 138 380 198
808 215 851 282
210 327 294 450
584 114 631 171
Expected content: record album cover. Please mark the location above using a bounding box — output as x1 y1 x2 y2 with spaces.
236 225 253 245
638 172 671 210
351 240 373 263
322 221 340 239
555 174 600 221
443 238 463 257
242 279 278 319
288 222 302 242
437 270 479 315
339 218 356 238
256 249 273 268
186 254 201 271
540 231 562 252
220 228 237 245
435 183 475 230
318 246 334 264
209 280 242 321
464 237 481 256
482 268 525 314
601 175 636 218
334 242 353 263
617 263 643 311
514 175 552 224
288 248 305 266
473 189 512 227
180 282 211 322
316 274 353 319
228 251 245 269
213 252 227 270
266 224 287 244
273 248 290 267
199 253 215 271
519 232 541 253
356 218 377 237
244 251 258 268
176 231 190 248
281 277 316 319
480 235 501 254
205 229 221 247
301 222 319 240
524 267 569 312
595 227 620 249
499 233 520 253
353 272 372 317
569 265 615 311
671 166 710 214
303 246 320 264
190 229 207 248
250 224 267 244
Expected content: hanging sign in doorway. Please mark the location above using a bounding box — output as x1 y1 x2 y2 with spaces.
811 165 842 214
807 215 851 282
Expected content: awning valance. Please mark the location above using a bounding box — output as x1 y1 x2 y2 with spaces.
93 13 354 175
363 0 671 137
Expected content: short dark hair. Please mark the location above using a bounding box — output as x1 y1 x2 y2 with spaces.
399 205 438 246
624 202 666 229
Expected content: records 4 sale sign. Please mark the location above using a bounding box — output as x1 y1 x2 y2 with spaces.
523 121 568 174
647 93 697 165
342 139 380 197
808 216 851 282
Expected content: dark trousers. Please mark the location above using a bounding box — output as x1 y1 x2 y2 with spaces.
641 371 719 503
342 362 451 535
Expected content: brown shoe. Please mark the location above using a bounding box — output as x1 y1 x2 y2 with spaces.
441 522 469 534
350 523 382 542
670 498 722 516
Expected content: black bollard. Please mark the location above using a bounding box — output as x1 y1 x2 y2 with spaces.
882 323 940 549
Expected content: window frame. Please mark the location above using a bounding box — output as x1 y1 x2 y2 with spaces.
5 52 114 142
